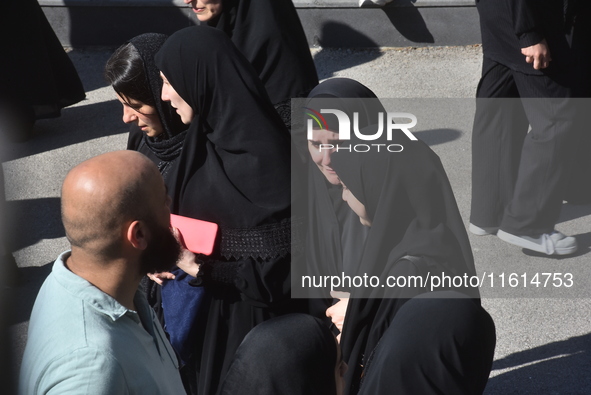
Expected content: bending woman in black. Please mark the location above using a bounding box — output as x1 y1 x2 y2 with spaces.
330 130 496 394
105 33 188 173
187 0 319 127
154 26 306 395
304 78 384 284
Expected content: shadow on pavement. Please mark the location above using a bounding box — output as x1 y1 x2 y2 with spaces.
8 262 53 326
558 202 591 224
414 128 463 146
61 0 195 90
4 198 64 252
67 47 116 93
485 332 591 394
314 22 383 80
382 1 434 44
1 100 128 161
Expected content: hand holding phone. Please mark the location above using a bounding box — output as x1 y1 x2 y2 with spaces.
170 214 218 255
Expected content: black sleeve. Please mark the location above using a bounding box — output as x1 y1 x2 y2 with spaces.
509 0 544 47
189 259 243 287
188 255 292 308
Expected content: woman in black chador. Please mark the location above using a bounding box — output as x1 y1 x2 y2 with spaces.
1 0 85 139
105 33 188 173
329 128 496 394
304 79 384 285
188 0 319 127
298 79 384 329
154 26 306 395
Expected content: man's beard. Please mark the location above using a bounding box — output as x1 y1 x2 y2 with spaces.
140 220 181 274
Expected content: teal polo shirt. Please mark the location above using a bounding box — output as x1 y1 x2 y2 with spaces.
19 251 186 395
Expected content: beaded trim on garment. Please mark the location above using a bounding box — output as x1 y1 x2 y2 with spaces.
219 216 303 260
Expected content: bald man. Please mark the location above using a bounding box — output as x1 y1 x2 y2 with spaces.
19 151 186 395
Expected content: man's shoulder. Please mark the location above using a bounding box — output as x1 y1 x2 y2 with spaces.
24 253 126 366
19 347 129 395
28 257 87 330
21 256 132 394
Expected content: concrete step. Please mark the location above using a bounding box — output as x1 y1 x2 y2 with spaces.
39 0 480 48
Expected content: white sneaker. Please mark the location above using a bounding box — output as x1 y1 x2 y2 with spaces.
497 229 578 255
469 223 499 236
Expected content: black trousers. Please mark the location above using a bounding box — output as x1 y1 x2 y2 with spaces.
470 57 577 236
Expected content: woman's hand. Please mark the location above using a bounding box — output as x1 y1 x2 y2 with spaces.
147 271 175 285
326 291 350 343
176 246 200 277
172 227 201 277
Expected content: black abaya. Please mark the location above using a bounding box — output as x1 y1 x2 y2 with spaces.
329 115 490 394
357 292 495 395
219 314 338 395
155 26 306 395
209 0 319 126
0 0 85 138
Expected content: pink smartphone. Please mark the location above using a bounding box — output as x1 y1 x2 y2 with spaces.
170 214 219 255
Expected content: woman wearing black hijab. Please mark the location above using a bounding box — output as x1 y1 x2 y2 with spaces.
105 33 188 175
304 79 385 283
154 26 306 395
330 131 496 394
298 79 386 333
219 314 345 395
187 0 319 127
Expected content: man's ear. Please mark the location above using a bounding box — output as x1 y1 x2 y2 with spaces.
127 220 148 250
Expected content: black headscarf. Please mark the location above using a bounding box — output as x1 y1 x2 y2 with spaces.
330 128 480 394
305 78 387 130
154 26 291 230
219 314 338 395
303 79 384 292
152 28 302 395
126 33 188 162
332 137 478 295
209 0 319 105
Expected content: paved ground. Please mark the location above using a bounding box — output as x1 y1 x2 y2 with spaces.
2 45 590 393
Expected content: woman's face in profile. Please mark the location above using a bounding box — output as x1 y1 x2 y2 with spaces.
160 72 195 124
116 94 164 138
186 0 223 22
341 182 372 227
308 129 341 185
